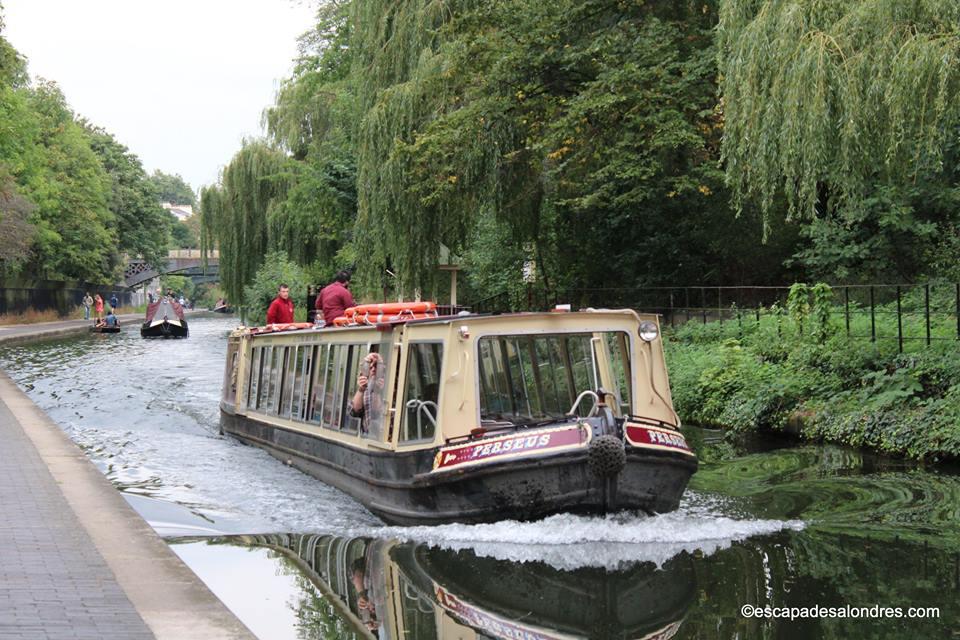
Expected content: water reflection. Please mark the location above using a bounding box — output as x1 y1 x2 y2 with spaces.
172 527 957 640
172 533 695 640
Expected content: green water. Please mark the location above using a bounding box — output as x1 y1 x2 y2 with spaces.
171 430 960 640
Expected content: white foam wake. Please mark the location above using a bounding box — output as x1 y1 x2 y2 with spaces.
361 494 803 571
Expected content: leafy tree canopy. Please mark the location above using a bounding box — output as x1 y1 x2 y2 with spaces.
148 170 197 207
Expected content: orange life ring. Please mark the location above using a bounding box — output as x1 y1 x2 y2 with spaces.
350 302 436 315
333 302 439 327
251 322 313 335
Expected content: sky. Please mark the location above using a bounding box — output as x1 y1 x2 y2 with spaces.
2 0 317 192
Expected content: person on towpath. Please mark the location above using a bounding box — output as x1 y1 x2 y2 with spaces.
94 294 104 321
82 292 93 320
266 283 295 325
109 293 119 312
317 271 355 326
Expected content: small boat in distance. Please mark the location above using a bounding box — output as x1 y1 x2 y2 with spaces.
89 324 121 334
141 298 188 338
212 298 233 314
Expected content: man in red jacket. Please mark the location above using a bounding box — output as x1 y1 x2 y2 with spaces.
266 284 295 325
317 271 355 325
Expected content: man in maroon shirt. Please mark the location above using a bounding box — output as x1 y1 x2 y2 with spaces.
317 271 355 325
266 284 295 324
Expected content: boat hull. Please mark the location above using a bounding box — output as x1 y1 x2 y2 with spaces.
219 407 697 525
140 320 189 338
89 326 121 334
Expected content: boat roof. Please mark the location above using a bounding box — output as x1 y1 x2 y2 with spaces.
235 308 651 339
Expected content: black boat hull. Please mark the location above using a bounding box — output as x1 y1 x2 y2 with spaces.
89 326 121 334
140 320 189 338
219 407 697 525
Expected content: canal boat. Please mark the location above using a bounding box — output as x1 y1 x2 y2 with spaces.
219 306 697 525
141 298 189 338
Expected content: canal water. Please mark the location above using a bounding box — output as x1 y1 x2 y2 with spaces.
1 315 957 639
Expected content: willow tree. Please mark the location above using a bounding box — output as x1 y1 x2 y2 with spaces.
718 0 960 279
262 1 357 275
199 141 287 304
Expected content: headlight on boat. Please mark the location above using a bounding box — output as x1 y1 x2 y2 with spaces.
639 321 659 342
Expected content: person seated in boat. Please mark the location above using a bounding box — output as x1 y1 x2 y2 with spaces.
317 271 355 326
266 283 295 325
104 311 119 327
351 351 385 436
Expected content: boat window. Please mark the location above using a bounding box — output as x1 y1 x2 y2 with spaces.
262 346 283 413
246 346 262 409
605 332 633 414
340 345 362 434
478 333 614 424
400 343 443 443
309 344 330 424
358 341 392 442
256 346 275 410
279 347 297 419
222 340 239 403
290 346 310 421
321 345 346 429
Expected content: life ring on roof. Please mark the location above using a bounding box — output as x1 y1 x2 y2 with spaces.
345 302 436 316
335 301 439 326
250 322 313 335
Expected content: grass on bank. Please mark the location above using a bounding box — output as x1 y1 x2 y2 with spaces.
0 304 149 326
665 287 960 461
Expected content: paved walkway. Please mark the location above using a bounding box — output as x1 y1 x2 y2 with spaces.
0 389 154 640
0 322 254 639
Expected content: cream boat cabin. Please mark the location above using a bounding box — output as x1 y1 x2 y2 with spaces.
220 309 697 525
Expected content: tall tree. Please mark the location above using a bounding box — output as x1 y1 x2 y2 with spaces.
85 124 171 266
200 141 288 303
718 0 960 281
148 170 197 207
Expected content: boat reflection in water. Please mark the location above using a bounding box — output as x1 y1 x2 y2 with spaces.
188 533 695 640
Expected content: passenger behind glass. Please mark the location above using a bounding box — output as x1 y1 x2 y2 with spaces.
351 350 385 437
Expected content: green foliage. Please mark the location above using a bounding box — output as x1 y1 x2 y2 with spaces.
0 22 184 283
242 251 307 324
200 141 289 305
169 216 197 249
668 312 960 460
148 170 196 206
85 124 171 266
160 274 194 300
718 0 960 282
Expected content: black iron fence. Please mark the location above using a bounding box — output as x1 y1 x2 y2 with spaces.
468 283 960 352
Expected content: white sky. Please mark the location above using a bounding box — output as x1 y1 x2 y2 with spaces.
2 0 317 192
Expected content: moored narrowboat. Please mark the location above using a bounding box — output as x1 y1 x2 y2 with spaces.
219 306 697 525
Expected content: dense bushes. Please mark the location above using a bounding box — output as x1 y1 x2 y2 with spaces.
667 287 960 460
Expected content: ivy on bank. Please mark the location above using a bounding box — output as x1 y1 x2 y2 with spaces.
668 284 960 461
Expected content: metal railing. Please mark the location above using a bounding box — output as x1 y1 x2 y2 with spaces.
467 284 960 352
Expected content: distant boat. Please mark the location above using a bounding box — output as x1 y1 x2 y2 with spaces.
141 298 189 338
212 303 233 314
89 324 121 334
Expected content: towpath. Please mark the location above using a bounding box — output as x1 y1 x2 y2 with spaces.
0 318 254 639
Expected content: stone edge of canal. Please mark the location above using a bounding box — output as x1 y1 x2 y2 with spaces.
0 319 257 640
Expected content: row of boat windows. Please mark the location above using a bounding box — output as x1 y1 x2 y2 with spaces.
477 332 632 425
237 340 444 445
